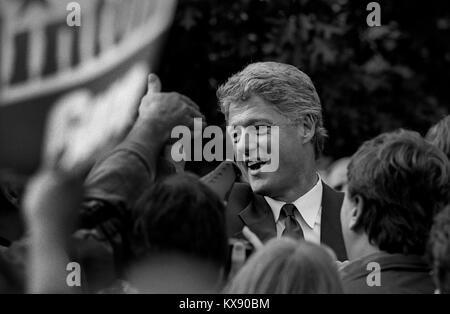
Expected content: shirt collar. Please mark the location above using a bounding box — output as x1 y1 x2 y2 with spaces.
264 175 323 229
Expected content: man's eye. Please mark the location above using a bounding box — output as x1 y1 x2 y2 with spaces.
255 126 271 135
230 129 241 143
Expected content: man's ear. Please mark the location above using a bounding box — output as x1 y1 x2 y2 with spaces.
300 115 316 145
348 195 364 231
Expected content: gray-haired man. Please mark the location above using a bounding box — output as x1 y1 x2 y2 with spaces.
216 62 347 260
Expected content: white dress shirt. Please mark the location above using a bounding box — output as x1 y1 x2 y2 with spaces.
264 176 323 244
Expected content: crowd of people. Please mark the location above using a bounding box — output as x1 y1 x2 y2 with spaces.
0 62 449 294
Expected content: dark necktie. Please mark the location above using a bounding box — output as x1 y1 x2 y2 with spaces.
281 204 304 240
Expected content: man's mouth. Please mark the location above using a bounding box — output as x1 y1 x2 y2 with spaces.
245 159 270 173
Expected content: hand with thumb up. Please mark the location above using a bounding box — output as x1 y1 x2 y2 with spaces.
136 74 205 142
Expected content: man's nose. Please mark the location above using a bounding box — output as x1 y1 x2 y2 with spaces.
237 131 258 158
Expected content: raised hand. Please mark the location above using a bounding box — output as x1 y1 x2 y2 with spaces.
136 74 205 141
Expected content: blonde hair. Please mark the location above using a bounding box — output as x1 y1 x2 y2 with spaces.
224 238 343 294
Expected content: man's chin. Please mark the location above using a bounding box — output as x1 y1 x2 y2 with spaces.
248 176 274 196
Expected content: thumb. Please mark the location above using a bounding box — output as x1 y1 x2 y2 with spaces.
242 226 263 251
147 73 162 94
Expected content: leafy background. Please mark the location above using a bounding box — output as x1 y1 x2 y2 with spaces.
157 0 450 171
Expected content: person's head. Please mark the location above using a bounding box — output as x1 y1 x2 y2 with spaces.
217 62 325 201
341 130 450 260
225 238 343 294
326 157 350 192
129 173 228 292
428 204 450 294
426 115 450 160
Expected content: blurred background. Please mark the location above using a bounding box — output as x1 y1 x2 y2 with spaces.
158 0 450 172
1 0 449 176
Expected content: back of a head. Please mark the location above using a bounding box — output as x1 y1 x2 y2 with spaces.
428 204 450 294
131 173 228 270
347 129 450 256
225 238 343 294
426 115 450 161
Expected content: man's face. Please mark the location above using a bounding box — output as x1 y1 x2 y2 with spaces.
227 96 308 198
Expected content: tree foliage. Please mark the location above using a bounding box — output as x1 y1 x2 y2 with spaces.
158 0 450 159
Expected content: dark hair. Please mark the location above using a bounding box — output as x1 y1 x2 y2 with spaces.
224 238 343 294
347 129 450 255
428 204 450 294
426 115 450 161
131 173 228 268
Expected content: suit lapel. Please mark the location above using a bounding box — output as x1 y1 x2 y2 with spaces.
320 182 347 261
233 181 347 261
238 194 277 242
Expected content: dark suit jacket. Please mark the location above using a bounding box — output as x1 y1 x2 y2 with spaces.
225 182 348 261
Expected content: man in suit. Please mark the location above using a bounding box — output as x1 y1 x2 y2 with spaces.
215 62 347 260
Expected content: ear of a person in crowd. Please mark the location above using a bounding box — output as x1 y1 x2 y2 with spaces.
340 192 367 260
